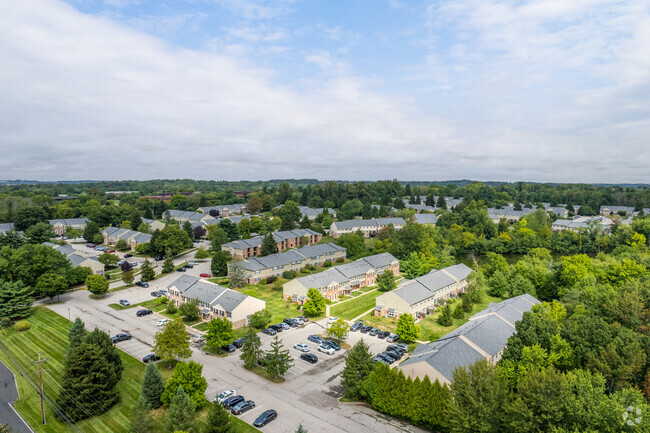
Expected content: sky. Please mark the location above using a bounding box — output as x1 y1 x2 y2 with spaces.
1 0 649 183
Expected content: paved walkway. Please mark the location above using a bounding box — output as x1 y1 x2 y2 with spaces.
0 361 35 433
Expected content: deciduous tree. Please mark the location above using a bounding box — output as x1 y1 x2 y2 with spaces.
86 274 109 297
24 222 55 244
396 313 420 341
303 288 326 317
327 319 349 340
36 272 68 302
154 319 192 364
206 317 234 349
376 271 396 292
162 361 208 408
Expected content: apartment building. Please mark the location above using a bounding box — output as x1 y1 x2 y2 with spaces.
329 218 405 238
48 218 89 236
221 229 322 260
197 204 247 217
43 242 104 275
101 227 153 251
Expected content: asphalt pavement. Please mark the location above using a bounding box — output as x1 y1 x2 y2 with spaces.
0 361 35 433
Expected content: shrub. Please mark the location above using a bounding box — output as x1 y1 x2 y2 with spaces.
446 298 455 304
14 320 31 331
1 317 12 328
266 276 276 284
283 270 297 279
336 257 345 263
306 264 316 271
323 261 332 267
166 304 178 314
243 289 259 297
272 283 283 292
160 296 169 304
300 267 310 274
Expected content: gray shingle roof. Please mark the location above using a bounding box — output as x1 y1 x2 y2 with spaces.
413 214 438 224
237 242 345 272
168 274 251 311
333 218 405 230
48 218 89 226
223 229 320 251
0 223 15 233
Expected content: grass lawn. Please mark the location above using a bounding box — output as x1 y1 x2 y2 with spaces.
193 322 209 332
243 365 285 383
0 307 260 433
234 284 324 324
330 289 382 320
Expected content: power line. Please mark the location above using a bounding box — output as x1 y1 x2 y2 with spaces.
31 352 48 425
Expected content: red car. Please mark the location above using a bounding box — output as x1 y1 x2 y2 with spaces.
107 249 115 253
200 273 212 278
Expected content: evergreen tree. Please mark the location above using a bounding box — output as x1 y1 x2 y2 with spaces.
84 328 124 380
67 317 87 349
57 342 119 421
209 228 229 252
295 424 308 433
182 221 194 240
211 251 228 276
130 397 154 433
218 219 240 242
259 232 279 256
0 280 33 321
165 386 195 433
436 196 447 209
453 304 465 319
396 313 420 342
264 336 293 379
163 249 175 274
240 326 262 369
341 339 375 399
425 194 435 207
461 292 474 313
228 264 246 289
437 304 454 326
299 215 311 229
141 363 165 409
202 401 232 433
140 259 155 281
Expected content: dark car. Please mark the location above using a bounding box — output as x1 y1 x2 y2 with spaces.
86 243 95 248
253 409 277 427
111 333 132 343
135 281 149 287
377 331 390 339
176 267 186 272
324 340 341 351
221 344 236 353
351 320 363 332
124 253 133 258
373 356 389 365
378 352 398 363
269 324 284 332
298 315 309 322
155 255 164 261
369 328 379 336
308 335 324 344
150 290 162 297
262 328 277 336
136 309 153 317
232 337 246 348
360 325 372 333
387 344 406 355
300 353 318 364
283 318 298 327
223 395 245 409
231 400 255 415
142 354 160 363
185 264 194 269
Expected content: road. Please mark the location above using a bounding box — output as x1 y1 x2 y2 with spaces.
0 360 35 433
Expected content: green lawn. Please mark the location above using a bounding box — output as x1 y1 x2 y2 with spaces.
234 283 324 324
330 289 383 320
0 307 260 433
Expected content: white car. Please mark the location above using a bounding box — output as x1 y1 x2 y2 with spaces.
188 261 199 266
214 389 236 404
157 318 169 327
294 343 310 352
191 335 205 344
318 344 335 355
294 317 304 325
326 317 339 325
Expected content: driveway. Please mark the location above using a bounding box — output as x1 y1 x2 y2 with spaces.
0 361 35 433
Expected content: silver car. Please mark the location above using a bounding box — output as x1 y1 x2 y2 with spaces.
293 343 310 352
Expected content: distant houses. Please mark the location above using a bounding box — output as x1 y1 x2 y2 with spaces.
298 206 336 220
283 252 399 302
167 274 265 328
398 294 540 385
412 213 438 225
374 263 472 319
551 216 613 233
234 243 347 284
329 218 406 238
197 204 247 217
43 242 104 275
0 223 15 234
101 227 152 251
221 229 322 260
164 210 218 224
48 218 89 236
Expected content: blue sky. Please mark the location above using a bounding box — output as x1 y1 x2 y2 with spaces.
1 0 649 182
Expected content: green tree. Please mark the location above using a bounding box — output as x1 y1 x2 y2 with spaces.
83 221 100 242
154 319 192 364
295 424 308 433
0 280 33 321
208 228 229 251
141 363 165 409
202 401 232 433
36 272 68 303
211 251 228 277
67 317 87 349
140 259 155 281
162 361 208 408
376 271 397 292
24 222 55 244
165 386 195 433
259 232 279 256
277 201 301 231
401 252 423 279
228 264 246 289
179 300 200 322
14 206 48 231
86 274 109 297
264 336 293 379
487 270 509 297
218 219 240 242
340 199 363 220
98 252 119 267
93 233 104 244
238 218 251 239
461 292 474 313
396 313 420 341
163 249 175 274
57 342 119 421
341 339 375 399
327 318 349 340
84 328 124 380
182 221 194 241
122 270 135 285
115 239 129 251
240 326 262 369
303 288 326 317
437 304 454 326
130 397 154 433
205 318 234 350
453 304 465 319
334 232 367 260
151 224 193 256
246 195 263 215
0 230 24 249
194 246 211 260
249 309 272 329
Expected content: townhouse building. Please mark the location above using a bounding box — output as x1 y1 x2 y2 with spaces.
43 242 104 275
197 204 247 217
412 213 438 225
221 229 322 260
233 243 347 284
167 274 265 329
101 227 152 251
48 218 89 236
141 217 166 232
283 252 399 302
551 216 613 234
164 210 219 224
374 263 472 319
329 218 405 238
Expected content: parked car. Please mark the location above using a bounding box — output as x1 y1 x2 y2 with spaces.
124 253 133 258
351 320 364 332
360 325 372 333
119 299 130 307
199 273 212 278
377 331 390 339
387 344 406 355
155 255 164 261
136 281 149 287
158 289 169 296
283 318 298 327
232 337 246 348
300 353 318 364
318 344 335 355
214 389 236 404
130 261 138 267
385 348 404 359
136 309 153 317
308 335 324 344
86 243 95 248
176 267 186 272
188 261 198 266
293 343 310 352
294 317 304 325
386 333 400 343
326 316 339 325
185 264 194 269
107 249 115 253
223 395 245 409
279 322 290 330
221 344 236 353
369 328 379 336
373 356 390 365
262 328 277 336
253 409 278 427
231 400 255 415
142 354 160 363
376 352 397 363
298 315 309 322
150 290 162 297
191 335 205 344
157 319 169 327
324 340 341 351
395 343 409 352
269 324 284 333
111 333 132 343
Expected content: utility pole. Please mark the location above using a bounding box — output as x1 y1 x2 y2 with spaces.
32 352 48 425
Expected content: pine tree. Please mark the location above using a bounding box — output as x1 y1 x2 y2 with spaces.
202 401 232 433
453 304 465 319
436 196 447 209
437 304 454 326
0 281 33 322
240 326 262 369
140 259 155 281
163 249 175 274
182 221 194 240
211 251 228 276
426 194 435 207
264 336 293 379
141 363 165 409
84 328 124 380
295 425 308 433
57 342 119 421
67 318 87 349
228 264 246 289
461 292 474 313
341 339 375 399
259 232 279 257
130 397 154 433
165 386 195 433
